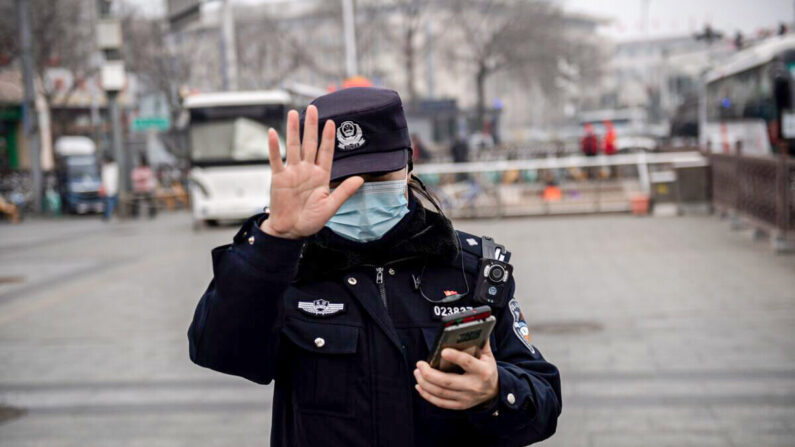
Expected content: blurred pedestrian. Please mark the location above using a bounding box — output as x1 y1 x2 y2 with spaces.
411 133 430 163
603 120 617 178
603 120 616 156
580 123 600 179
451 135 469 163
580 123 599 157
44 173 61 216
130 156 157 218
450 135 470 182
100 154 119 221
0 195 19 223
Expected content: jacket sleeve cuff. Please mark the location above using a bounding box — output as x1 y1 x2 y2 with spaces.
467 364 536 429
228 213 306 278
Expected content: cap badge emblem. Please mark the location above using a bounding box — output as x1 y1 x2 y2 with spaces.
336 121 366 151
297 298 346 317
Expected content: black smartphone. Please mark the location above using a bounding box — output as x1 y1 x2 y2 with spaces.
427 306 496 373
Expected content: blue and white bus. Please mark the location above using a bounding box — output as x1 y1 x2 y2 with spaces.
702 34 795 155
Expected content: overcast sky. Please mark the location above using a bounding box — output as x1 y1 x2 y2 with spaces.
562 0 794 41
140 0 794 41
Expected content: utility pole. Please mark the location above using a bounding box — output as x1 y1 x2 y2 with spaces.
641 0 650 36
342 0 358 78
695 25 723 150
16 0 43 214
219 0 238 90
425 20 434 99
97 0 129 200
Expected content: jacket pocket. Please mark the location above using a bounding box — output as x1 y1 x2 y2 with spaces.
283 318 360 417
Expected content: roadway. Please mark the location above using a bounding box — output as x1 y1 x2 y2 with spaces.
0 211 793 446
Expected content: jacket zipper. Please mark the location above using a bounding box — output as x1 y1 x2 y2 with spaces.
360 255 422 270
375 266 387 309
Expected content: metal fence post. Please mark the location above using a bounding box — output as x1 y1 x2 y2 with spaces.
637 152 650 196
730 144 744 230
773 144 793 253
596 155 604 212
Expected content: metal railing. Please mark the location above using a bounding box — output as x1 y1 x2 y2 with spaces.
710 151 795 240
413 152 708 218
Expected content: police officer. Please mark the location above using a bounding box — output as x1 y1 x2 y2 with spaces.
188 87 561 447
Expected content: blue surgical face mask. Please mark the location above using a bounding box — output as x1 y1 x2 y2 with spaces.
326 177 409 242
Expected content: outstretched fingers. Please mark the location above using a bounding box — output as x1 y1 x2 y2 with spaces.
285 110 300 166
268 128 284 173
301 105 319 163
316 120 336 172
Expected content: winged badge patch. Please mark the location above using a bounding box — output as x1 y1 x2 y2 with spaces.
508 299 536 354
298 299 346 317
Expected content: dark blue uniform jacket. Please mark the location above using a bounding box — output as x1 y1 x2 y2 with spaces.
188 197 561 447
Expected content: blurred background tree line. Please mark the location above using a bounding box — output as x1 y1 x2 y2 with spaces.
0 0 606 138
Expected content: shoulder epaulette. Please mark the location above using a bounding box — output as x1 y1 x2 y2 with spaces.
456 231 484 258
455 231 512 263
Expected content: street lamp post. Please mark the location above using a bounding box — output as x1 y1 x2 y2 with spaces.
16 0 43 214
220 0 238 91
342 0 358 78
107 89 124 192
97 1 128 207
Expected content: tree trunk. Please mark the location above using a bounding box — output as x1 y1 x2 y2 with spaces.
476 64 487 132
405 23 416 103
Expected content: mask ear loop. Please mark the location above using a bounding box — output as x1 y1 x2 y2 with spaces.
407 167 469 303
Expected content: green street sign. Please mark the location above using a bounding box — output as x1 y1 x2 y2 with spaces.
132 116 170 132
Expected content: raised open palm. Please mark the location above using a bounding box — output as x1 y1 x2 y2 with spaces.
260 106 364 239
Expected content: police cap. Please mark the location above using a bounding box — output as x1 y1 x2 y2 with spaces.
301 87 411 181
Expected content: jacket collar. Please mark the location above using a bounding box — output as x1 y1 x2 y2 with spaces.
296 194 458 282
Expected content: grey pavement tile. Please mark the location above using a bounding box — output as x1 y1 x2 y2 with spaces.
2 213 795 446
0 412 271 447
589 432 730 447
725 432 795 447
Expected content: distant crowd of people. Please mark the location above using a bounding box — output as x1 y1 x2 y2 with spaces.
100 155 187 221
409 130 494 166
580 122 617 157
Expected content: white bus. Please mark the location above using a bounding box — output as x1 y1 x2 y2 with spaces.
184 90 290 227
702 34 795 155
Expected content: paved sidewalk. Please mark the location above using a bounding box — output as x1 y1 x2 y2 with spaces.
0 212 793 446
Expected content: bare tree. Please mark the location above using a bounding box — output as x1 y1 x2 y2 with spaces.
232 0 437 97
235 16 300 89
441 0 566 129
233 2 349 90
0 0 96 119
362 0 427 102
119 9 194 124
399 0 422 101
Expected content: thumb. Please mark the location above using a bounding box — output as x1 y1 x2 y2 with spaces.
326 176 364 214
479 339 495 361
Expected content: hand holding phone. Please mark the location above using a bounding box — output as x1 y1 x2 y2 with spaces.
427 306 496 373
